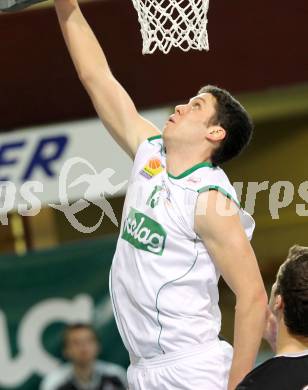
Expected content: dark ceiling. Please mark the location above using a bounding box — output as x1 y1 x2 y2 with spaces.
0 0 307 131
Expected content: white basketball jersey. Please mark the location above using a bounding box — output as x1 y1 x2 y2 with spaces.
109 135 255 360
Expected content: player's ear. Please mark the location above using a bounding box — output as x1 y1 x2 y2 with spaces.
206 126 226 142
273 294 283 313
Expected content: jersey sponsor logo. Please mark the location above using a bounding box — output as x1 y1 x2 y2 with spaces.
140 157 164 180
121 207 166 255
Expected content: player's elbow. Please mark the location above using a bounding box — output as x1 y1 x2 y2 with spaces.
78 66 112 85
78 69 97 87
236 285 268 310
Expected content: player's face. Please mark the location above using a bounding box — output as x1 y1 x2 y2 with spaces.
269 266 284 315
64 328 99 366
163 92 218 141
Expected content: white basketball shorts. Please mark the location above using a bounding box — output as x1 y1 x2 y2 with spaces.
127 339 233 390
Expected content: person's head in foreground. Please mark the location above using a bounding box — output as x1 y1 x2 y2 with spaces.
269 244 308 348
163 85 254 166
63 323 99 367
235 245 308 390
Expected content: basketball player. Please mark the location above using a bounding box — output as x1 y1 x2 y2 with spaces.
54 1 268 388
236 245 308 389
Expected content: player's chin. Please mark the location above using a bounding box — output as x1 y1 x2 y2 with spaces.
163 120 176 132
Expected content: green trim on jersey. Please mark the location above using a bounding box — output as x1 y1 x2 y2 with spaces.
147 134 162 142
197 185 241 208
167 162 214 180
147 134 215 181
155 236 199 354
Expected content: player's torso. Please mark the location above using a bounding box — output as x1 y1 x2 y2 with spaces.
110 136 222 358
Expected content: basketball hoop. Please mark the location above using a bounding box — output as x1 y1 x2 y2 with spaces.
130 0 210 54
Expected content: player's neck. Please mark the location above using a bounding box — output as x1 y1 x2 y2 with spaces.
165 145 212 177
276 320 308 355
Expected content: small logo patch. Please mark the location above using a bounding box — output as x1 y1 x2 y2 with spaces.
146 185 163 208
140 158 164 180
121 207 166 255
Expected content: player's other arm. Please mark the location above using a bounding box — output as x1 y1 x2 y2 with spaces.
54 0 160 159
194 191 267 390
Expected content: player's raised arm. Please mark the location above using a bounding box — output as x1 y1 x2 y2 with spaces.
54 0 160 159
194 191 268 390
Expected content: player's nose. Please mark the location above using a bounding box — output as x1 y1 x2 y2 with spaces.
175 104 187 116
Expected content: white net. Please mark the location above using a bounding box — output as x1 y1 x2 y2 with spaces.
131 0 210 54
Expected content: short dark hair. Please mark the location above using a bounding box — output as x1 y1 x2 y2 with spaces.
198 85 254 166
275 245 308 337
62 323 98 348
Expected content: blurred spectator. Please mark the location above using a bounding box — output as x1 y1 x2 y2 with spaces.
236 245 308 389
40 323 127 390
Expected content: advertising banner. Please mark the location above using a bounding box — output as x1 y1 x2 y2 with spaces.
0 236 128 390
0 107 170 215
